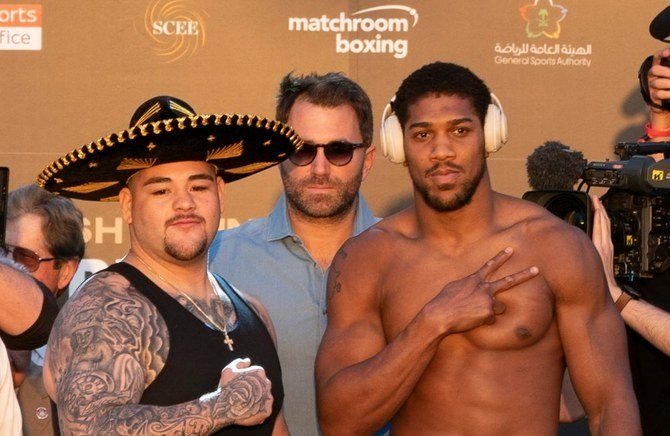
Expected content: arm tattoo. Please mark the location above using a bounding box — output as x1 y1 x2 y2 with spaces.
214 373 268 421
327 248 348 302
47 271 269 435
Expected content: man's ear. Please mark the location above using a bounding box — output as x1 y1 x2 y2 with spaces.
119 187 133 224
56 258 80 296
362 145 376 181
216 177 226 215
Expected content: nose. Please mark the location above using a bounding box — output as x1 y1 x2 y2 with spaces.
173 187 196 211
310 147 332 176
430 134 456 161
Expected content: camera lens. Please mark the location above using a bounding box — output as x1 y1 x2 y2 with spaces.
544 193 589 233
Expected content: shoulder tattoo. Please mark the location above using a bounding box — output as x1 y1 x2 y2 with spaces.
47 271 169 431
327 248 349 302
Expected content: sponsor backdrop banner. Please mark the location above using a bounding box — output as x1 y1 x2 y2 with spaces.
0 0 667 285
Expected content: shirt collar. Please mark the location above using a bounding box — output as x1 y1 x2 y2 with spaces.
266 193 293 241
265 192 377 242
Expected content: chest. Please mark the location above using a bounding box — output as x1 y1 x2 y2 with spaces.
379 241 557 351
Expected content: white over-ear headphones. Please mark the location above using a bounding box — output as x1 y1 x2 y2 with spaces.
379 93 509 164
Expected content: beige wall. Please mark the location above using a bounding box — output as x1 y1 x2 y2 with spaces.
0 0 667 272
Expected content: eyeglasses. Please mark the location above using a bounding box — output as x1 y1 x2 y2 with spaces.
289 141 365 167
3 244 58 272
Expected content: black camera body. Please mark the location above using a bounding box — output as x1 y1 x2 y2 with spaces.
600 189 670 279
524 142 670 280
584 143 670 279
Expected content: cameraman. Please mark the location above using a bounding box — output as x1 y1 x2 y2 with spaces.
587 48 670 434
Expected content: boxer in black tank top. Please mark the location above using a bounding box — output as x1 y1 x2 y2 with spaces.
108 262 284 435
42 96 296 435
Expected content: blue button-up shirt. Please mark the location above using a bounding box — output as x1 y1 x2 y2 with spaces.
209 193 379 436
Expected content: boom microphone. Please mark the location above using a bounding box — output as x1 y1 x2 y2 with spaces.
650 6 670 42
525 141 586 191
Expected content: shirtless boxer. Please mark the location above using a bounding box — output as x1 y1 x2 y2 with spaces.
315 62 640 435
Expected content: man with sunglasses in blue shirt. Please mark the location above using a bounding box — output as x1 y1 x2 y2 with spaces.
209 72 378 435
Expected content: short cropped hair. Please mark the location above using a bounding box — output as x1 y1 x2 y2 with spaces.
7 184 85 261
392 62 491 128
275 72 373 147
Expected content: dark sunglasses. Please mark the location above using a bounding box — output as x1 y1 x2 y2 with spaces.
3 244 58 272
289 141 365 167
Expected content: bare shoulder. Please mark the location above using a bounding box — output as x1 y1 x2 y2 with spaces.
500 194 603 297
500 194 591 250
329 220 394 280
338 208 413 263
47 270 169 395
326 213 411 306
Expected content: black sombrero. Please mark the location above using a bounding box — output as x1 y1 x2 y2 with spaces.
37 95 302 201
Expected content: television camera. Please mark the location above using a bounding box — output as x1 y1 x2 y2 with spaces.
525 142 670 280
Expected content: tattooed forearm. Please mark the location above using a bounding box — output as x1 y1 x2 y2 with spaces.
58 367 272 435
85 394 222 435
214 372 268 420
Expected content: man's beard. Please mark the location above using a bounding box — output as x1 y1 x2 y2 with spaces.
164 237 207 261
163 214 209 261
281 167 362 221
410 155 486 212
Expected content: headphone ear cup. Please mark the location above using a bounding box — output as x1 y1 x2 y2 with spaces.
380 101 405 164
484 93 508 153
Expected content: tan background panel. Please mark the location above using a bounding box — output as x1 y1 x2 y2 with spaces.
0 0 667 268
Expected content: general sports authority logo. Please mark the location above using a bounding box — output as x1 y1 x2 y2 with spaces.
519 0 567 39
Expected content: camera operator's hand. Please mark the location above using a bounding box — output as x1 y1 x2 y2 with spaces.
590 194 620 301
648 47 670 113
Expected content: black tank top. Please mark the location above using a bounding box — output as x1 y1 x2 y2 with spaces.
105 263 283 435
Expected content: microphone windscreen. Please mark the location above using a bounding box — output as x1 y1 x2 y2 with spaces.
526 141 586 191
650 6 670 42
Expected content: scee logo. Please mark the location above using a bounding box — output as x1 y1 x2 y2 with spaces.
152 20 199 35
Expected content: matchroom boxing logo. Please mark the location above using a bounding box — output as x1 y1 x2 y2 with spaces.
0 4 41 50
141 0 207 63
288 5 419 59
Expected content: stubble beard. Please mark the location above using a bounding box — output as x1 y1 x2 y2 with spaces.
281 166 362 222
162 214 210 261
410 153 487 213
164 236 208 262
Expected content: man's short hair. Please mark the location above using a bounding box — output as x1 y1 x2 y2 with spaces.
393 62 491 128
7 184 85 261
275 72 373 147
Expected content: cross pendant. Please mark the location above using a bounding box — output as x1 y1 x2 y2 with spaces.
224 335 234 351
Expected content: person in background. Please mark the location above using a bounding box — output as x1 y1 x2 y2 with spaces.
209 71 377 435
5 184 84 436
